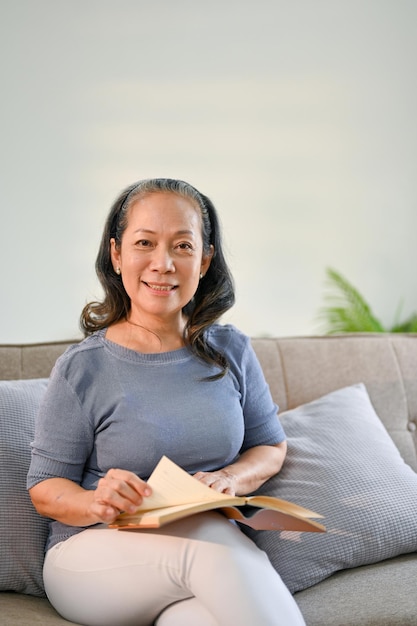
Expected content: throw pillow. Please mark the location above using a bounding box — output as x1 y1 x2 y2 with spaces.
242 383 417 593
0 378 49 596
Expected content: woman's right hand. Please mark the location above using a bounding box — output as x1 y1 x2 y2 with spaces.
29 470 152 527
91 468 152 523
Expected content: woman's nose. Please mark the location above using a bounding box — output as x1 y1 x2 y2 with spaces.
149 246 175 273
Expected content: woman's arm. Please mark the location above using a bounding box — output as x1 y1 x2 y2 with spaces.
193 441 287 496
29 469 152 526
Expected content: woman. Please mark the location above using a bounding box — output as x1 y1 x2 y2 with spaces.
28 178 305 626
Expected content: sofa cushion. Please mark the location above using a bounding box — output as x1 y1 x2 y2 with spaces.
0 378 49 597
242 383 417 593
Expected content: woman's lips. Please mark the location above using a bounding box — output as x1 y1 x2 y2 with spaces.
143 281 178 293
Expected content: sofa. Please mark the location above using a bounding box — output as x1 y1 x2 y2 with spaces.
1 334 416 625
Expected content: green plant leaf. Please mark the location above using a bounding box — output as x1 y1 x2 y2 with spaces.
390 314 417 333
318 268 386 334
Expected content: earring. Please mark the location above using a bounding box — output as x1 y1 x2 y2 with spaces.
115 267 121 275
199 273 203 279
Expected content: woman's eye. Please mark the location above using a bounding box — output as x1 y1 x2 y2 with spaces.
176 242 194 251
136 239 152 248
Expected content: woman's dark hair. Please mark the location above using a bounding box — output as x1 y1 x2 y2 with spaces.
80 178 235 378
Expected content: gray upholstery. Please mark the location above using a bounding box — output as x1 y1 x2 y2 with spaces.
0 378 49 596
243 383 417 592
0 334 416 625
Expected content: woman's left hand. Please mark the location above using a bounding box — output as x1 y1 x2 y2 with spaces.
193 469 238 495
193 442 287 497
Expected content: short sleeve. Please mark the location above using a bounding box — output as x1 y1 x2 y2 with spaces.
27 367 94 489
237 337 286 450
208 325 286 451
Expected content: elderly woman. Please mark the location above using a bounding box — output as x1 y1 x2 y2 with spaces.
28 178 305 626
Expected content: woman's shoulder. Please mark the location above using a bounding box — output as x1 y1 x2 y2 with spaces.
206 323 250 353
52 331 106 373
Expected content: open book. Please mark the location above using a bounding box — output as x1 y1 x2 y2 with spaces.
109 456 326 533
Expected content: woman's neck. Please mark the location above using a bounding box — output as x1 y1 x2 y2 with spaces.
107 314 187 353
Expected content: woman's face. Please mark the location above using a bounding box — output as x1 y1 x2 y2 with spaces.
110 191 213 325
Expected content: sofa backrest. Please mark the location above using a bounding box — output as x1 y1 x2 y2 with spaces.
1 334 416 471
252 334 417 471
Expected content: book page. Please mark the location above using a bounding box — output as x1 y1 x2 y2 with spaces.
136 456 242 512
248 495 324 519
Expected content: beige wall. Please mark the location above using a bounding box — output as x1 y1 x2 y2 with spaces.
1 0 417 343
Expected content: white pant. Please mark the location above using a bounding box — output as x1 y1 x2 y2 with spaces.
43 512 305 626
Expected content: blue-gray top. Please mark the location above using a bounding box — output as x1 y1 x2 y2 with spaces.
28 324 285 549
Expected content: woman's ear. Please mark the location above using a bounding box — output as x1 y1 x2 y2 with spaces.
110 238 121 273
201 245 214 277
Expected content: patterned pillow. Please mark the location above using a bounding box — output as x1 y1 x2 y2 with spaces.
242 384 417 593
0 379 49 596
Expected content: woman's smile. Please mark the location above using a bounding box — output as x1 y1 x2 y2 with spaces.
142 281 179 294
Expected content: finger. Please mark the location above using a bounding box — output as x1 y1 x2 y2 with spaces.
98 471 150 512
122 471 152 498
105 469 151 499
90 501 121 524
210 478 231 493
193 472 217 487
94 485 135 515
194 472 236 496
194 472 233 494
